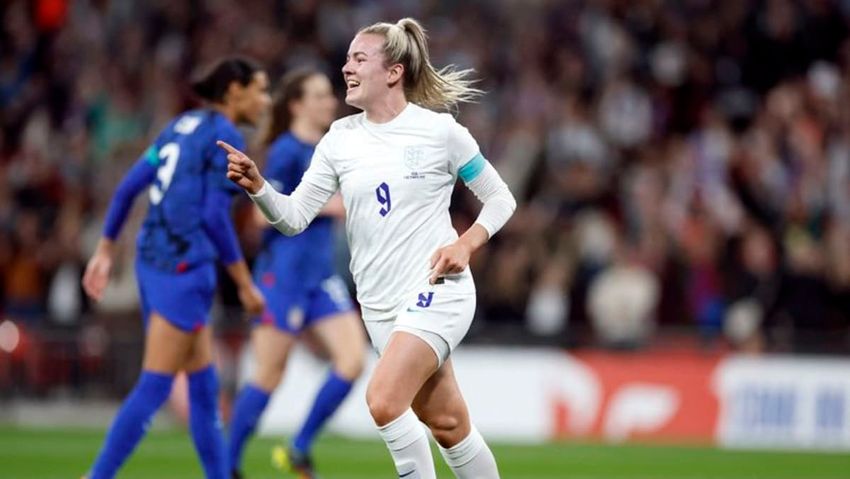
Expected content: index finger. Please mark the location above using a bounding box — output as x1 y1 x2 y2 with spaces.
430 257 448 284
430 249 441 267
216 140 243 156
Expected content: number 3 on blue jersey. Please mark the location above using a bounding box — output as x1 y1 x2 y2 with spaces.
149 142 180 205
376 182 391 216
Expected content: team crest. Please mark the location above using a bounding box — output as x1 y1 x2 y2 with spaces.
404 145 425 170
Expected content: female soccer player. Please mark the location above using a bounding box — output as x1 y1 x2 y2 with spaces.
228 69 366 479
220 18 515 479
81 57 269 479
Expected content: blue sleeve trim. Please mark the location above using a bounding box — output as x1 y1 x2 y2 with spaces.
458 152 487 183
143 145 160 166
103 157 157 240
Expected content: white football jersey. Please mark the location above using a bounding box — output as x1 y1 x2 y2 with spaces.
292 103 481 320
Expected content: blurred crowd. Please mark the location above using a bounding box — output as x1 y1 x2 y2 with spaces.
1 0 850 368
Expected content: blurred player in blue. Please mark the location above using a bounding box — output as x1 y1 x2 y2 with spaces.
228 69 366 479
80 57 270 479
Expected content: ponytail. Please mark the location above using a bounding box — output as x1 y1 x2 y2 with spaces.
359 18 482 111
190 56 262 103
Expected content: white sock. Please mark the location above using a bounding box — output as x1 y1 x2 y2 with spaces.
377 409 436 479
439 425 500 479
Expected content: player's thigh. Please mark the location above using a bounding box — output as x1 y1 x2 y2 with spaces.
411 358 471 446
184 325 214 373
366 331 439 425
309 312 366 379
142 312 195 374
251 324 297 391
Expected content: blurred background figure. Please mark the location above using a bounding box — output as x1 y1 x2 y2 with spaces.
78 57 268 479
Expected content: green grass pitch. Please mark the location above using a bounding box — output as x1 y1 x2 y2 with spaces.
1 426 848 479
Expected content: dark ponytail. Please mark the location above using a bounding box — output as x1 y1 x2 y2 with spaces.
262 68 323 146
191 56 262 103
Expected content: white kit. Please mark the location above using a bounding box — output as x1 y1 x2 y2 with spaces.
250 103 515 358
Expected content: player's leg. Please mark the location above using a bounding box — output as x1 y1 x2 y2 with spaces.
184 325 229 479
290 279 365 457
285 312 364 459
229 323 296 475
87 312 190 479
366 329 440 479
413 359 500 479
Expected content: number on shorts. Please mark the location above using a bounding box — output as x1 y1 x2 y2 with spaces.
417 292 434 308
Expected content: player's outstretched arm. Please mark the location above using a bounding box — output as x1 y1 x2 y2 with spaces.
217 140 338 236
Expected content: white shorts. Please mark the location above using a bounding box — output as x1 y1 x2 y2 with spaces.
364 290 476 368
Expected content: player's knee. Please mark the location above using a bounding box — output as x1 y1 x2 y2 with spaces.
366 392 405 427
252 372 280 392
254 361 285 391
334 353 364 381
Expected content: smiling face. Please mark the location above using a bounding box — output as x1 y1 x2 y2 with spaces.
341 33 400 110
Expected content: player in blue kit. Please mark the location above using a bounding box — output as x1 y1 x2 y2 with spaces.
228 69 366 479
80 57 270 479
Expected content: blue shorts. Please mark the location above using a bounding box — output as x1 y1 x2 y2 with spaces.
136 259 216 332
256 273 354 335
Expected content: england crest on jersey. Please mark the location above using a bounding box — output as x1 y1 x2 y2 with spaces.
404 145 426 180
404 145 424 169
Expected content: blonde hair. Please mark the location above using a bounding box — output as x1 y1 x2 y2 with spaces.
359 17 482 111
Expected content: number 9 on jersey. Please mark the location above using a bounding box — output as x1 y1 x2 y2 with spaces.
376 182 391 217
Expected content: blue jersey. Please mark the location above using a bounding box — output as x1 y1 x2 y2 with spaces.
135 110 244 271
259 132 335 289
